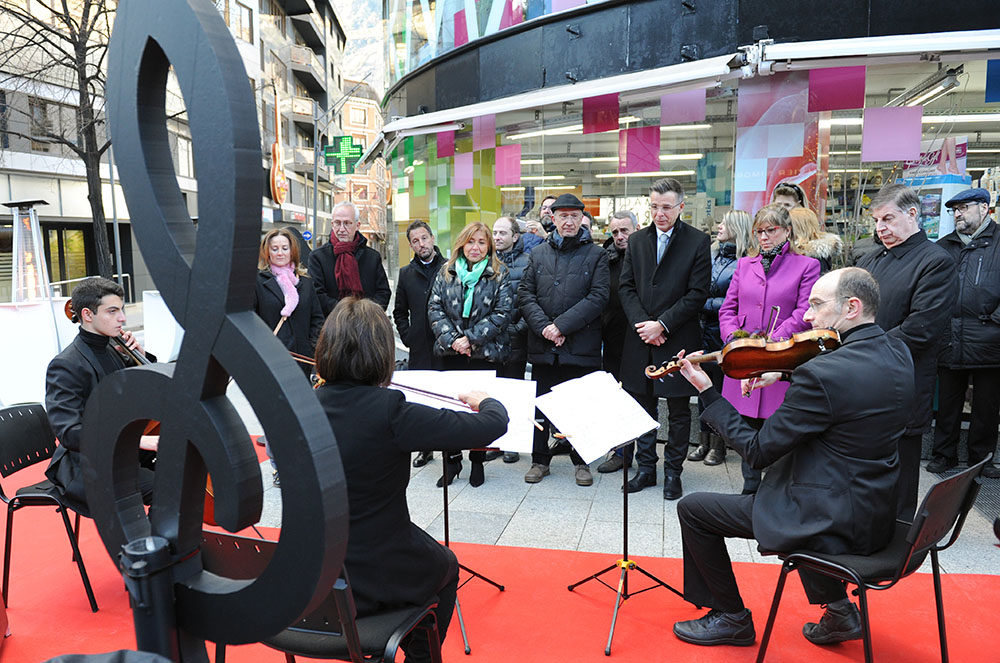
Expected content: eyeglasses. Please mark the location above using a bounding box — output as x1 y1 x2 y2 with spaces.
947 202 983 216
332 220 356 228
650 202 682 213
807 297 845 312
754 226 783 237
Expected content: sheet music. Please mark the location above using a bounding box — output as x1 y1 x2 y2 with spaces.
388 370 535 454
536 371 658 464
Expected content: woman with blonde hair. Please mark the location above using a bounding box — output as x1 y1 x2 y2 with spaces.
253 227 324 378
314 297 507 663
717 204 821 493
690 210 754 466
428 221 513 487
789 207 842 273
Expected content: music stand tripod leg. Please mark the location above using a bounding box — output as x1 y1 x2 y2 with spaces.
454 595 471 655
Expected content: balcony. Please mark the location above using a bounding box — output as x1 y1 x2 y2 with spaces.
290 95 315 131
289 146 331 181
275 0 314 16
289 44 326 93
291 13 324 50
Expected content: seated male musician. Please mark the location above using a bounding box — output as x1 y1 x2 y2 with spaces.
670 267 914 647
45 277 155 512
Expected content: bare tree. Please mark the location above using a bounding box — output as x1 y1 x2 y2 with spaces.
1 0 116 278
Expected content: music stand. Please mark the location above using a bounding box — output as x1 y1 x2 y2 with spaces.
439 450 505 655
567 441 683 656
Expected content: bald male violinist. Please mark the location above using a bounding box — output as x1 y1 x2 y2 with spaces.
669 267 914 648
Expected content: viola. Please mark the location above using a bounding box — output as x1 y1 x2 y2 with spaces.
645 328 841 380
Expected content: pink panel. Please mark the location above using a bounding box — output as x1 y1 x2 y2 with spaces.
808 66 866 112
495 144 522 186
618 126 660 174
454 10 469 47
861 106 923 163
453 152 474 192
583 93 619 134
437 130 455 158
660 89 707 125
473 114 496 151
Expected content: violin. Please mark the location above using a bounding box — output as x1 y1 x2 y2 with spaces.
645 328 841 380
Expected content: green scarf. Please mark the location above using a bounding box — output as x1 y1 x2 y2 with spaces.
455 255 489 318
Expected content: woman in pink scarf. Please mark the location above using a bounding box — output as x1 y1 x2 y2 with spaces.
253 228 325 378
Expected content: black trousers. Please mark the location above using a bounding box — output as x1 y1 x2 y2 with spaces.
677 492 847 613
897 432 923 521
531 361 592 466
401 549 459 663
740 416 764 494
933 366 1000 465
497 358 527 380
631 384 690 475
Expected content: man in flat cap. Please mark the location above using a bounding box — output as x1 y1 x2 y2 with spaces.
519 193 610 486
930 187 1000 478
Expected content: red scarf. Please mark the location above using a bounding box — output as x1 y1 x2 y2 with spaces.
332 232 365 299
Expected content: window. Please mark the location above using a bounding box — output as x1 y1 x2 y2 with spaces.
0 91 8 149
176 134 193 178
352 183 368 200
259 0 286 34
216 0 252 43
28 97 51 152
350 107 366 126
269 50 287 93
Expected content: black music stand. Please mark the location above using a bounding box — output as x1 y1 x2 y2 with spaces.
439 452 504 655
567 441 683 656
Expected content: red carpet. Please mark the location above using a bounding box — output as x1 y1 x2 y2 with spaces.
2 462 998 662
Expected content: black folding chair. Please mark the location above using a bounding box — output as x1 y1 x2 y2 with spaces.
0 403 98 612
756 455 990 663
201 531 443 663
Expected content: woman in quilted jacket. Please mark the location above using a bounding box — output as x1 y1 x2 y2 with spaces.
428 221 513 487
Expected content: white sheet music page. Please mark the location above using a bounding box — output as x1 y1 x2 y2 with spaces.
536 371 658 464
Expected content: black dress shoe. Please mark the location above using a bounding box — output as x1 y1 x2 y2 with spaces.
663 473 682 500
982 464 1000 479
926 456 958 473
673 609 755 646
413 451 433 468
802 602 862 645
482 450 502 462
436 462 462 487
626 471 656 493
502 451 520 463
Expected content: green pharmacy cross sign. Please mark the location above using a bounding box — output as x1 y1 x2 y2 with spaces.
324 136 365 174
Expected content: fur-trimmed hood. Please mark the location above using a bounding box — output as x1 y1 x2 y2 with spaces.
800 233 843 260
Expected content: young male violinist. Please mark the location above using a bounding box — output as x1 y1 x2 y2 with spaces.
45 277 155 512
668 267 913 649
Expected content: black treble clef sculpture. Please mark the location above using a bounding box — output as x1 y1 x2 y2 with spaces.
79 0 348 659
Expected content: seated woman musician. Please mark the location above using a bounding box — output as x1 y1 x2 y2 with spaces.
312 297 508 661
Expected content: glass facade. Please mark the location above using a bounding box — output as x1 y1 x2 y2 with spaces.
388 56 1000 264
384 0 613 85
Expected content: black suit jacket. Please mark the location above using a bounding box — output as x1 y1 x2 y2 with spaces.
701 324 914 555
315 382 507 615
253 270 324 373
307 235 391 315
392 249 445 369
45 333 128 512
619 221 711 397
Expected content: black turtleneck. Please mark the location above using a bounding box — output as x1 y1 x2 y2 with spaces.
838 321 878 343
79 327 124 375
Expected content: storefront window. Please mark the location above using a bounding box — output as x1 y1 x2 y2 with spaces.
389 57 1000 265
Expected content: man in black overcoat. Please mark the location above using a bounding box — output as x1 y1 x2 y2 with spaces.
45 277 155 513
670 267 914 648
856 183 956 519
393 220 446 371
931 188 1000 478
308 200 391 315
619 178 711 499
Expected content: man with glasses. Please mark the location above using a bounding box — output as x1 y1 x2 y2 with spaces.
856 183 956 519
519 193 610 486
308 201 391 315
670 267 913 648
619 178 711 499
930 188 1000 478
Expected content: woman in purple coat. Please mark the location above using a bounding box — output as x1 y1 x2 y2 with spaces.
718 203 821 493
